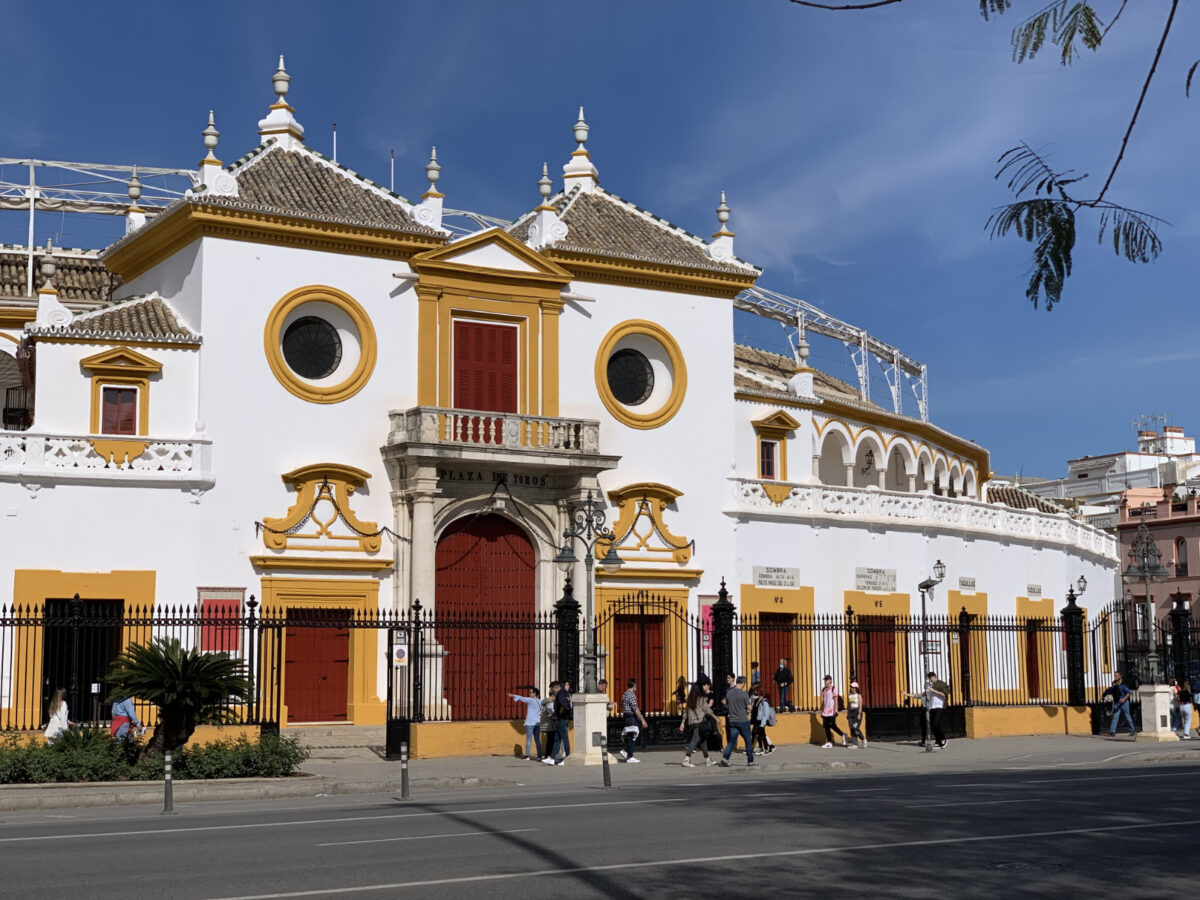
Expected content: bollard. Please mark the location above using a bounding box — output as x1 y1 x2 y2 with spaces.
400 741 411 801
600 745 612 788
162 749 176 815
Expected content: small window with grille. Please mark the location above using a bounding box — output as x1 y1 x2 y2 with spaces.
760 440 777 480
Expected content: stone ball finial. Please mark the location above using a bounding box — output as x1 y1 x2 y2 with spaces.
538 162 553 200
203 110 220 152
127 166 142 203
273 55 291 100
573 107 589 146
716 190 730 225
797 336 811 365
425 147 441 186
40 239 56 287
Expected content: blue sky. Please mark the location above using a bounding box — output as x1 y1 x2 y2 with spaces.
4 1 1198 478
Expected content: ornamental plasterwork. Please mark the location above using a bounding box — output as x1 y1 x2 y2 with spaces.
602 482 694 566
259 463 382 554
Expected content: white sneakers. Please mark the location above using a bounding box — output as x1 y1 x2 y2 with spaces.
618 750 628 760
841 735 848 747
681 758 695 768
821 742 833 749
626 756 641 763
541 757 556 765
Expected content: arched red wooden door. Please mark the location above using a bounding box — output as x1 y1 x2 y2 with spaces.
435 514 536 720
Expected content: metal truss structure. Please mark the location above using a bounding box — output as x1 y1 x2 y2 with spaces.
441 209 512 236
736 286 929 422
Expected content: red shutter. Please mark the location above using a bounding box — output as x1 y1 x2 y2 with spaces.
453 321 517 413
101 387 138 435
200 599 240 652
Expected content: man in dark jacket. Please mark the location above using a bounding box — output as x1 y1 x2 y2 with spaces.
546 680 573 764
774 659 795 712
1106 674 1136 737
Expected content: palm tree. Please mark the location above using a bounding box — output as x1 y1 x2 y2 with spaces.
107 638 252 758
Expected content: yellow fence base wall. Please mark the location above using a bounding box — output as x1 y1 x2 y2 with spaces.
410 721 527 759
186 725 262 746
965 706 1091 738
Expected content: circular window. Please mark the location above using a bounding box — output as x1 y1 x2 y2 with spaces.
594 320 687 430
264 286 377 404
282 316 343 380
607 348 654 406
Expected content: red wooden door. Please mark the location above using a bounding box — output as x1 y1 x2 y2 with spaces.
285 610 350 723
759 613 796 708
453 320 517 413
1025 623 1042 700
857 616 896 708
611 615 665 713
436 515 535 720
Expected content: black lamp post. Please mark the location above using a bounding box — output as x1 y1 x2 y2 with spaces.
553 490 623 694
1062 575 1088 705
1122 517 1169 683
917 559 946 754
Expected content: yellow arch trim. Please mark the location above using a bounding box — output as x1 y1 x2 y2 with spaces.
263 285 377 404
594 319 687 430
0 332 19 345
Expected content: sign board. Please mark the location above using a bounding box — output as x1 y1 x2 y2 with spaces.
957 577 976 593
392 637 408 667
700 602 714 650
855 567 897 592
920 640 942 655
1026 584 1042 598
753 566 800 589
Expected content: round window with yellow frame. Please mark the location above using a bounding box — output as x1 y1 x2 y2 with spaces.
264 285 378 404
594 320 687 429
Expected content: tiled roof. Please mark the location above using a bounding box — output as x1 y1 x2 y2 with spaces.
987 484 1067 515
507 188 759 275
0 250 119 302
26 294 200 344
733 344 874 407
228 144 440 236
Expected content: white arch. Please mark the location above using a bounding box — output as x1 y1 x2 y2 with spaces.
933 456 950 496
884 441 915 491
818 428 852 486
852 430 886 488
948 460 964 497
916 446 935 492
962 467 978 499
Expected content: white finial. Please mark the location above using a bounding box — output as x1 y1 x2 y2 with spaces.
563 106 598 193
425 147 441 188
201 111 220 163
707 190 735 261
258 55 305 147
39 239 56 289
529 163 568 249
715 191 731 230
272 55 291 106
414 147 446 231
538 162 553 205
125 167 148 233
127 167 142 204
34 237 71 324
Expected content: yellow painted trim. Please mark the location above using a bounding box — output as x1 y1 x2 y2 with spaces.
261 463 382 553
0 331 21 344
263 285 378 404
81 347 161 439
102 203 445 283
738 584 816 701
1016 595 1058 701
80 346 163 376
595 567 704 582
409 228 574 284
438 301 532 413
0 310 36 328
594 319 687 430
843 590 916 706
602 483 692 566
965 705 1092 738
541 249 757 299
88 376 150 438
752 409 798 482
6 570 155 731
259 577 384 726
89 438 150 467
595 587 690 710
762 481 793 505
249 556 394 571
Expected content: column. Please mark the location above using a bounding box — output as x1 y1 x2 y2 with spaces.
409 466 439 612
843 463 854 488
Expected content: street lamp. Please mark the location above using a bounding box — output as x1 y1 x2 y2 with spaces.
1122 517 1169 683
917 559 946 754
554 490 623 693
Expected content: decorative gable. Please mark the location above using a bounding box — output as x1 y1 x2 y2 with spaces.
410 228 573 285
602 482 695 566
752 410 802 439
79 346 163 377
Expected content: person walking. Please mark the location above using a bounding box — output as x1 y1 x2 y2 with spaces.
1169 677 1182 733
751 683 776 755
544 680 573 765
750 661 762 689
1106 674 1136 737
678 681 719 767
819 675 847 748
541 681 559 759
43 687 72 745
718 676 757 767
1178 680 1193 740
510 687 544 760
774 659 794 712
619 678 649 763
846 680 866 748
109 694 143 739
909 671 951 749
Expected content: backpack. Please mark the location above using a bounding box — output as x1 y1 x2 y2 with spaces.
766 702 778 728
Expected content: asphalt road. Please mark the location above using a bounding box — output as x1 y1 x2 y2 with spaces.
2 761 1195 898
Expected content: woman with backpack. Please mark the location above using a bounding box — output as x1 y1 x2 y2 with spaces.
678 681 719 767
751 683 776 755
846 680 866 748
819 674 847 748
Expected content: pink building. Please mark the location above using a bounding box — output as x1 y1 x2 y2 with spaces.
1118 488 1200 619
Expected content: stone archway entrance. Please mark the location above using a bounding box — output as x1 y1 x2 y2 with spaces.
435 514 536 718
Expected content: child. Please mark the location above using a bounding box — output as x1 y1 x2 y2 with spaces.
847 680 866 748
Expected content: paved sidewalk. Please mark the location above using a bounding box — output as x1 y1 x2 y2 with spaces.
3 731 1197 812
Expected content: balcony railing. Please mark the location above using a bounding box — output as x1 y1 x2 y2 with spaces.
0 431 214 487
728 478 1119 560
387 406 602 454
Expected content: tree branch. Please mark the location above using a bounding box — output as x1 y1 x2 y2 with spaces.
788 0 903 9
1101 0 1129 40
1092 0 1178 205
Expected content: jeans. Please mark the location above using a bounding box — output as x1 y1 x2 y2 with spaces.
685 723 711 758
1110 702 1136 734
1179 702 1193 734
822 714 845 743
524 725 541 757
552 718 571 759
722 720 754 762
778 684 791 711
848 710 865 744
1171 704 1181 731
624 713 639 758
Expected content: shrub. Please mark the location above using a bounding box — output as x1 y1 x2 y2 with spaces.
0 731 308 783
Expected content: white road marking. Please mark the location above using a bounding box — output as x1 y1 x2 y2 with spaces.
1024 772 1183 785
208 817 1200 899
317 828 535 847
939 782 1006 788
909 799 1039 809
0 798 685 843
836 788 889 793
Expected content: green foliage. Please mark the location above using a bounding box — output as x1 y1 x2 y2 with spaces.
0 730 308 783
107 638 252 756
1003 2 1103 66
978 0 1013 20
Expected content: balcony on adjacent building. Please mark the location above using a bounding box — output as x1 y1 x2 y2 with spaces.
0 431 214 489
